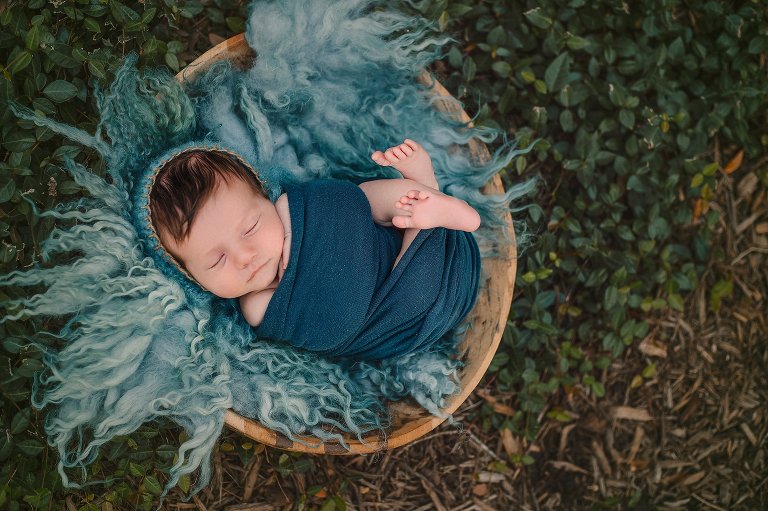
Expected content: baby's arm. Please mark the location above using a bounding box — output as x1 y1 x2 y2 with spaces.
240 289 274 327
275 193 291 278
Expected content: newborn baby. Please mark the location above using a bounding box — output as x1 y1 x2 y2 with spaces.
149 140 482 359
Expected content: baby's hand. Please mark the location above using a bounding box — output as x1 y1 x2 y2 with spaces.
275 193 291 280
279 229 291 280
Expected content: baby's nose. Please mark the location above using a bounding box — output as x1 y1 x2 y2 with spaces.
237 252 257 269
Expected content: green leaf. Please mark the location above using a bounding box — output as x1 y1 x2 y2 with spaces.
491 61 511 77
559 109 575 132
16 358 44 377
110 0 140 24
668 294 684 311
619 109 635 129
144 475 162 495
167 40 185 54
11 409 31 434
3 130 36 152
603 286 618 310
83 17 101 33
748 35 768 54
520 69 535 83
8 50 33 74
2 337 26 354
142 37 165 57
648 217 670 239
53 145 82 160
88 60 106 80
462 56 476 82
25 24 41 50
524 8 553 29
668 37 684 60
566 35 590 51
226 16 245 33
702 162 719 176
23 488 51 508
0 180 15 203
436 11 448 32
128 462 146 477
320 499 336 511
178 474 190 493
72 47 89 62
17 438 45 456
47 45 80 69
0 434 11 462
709 279 733 312
142 7 158 24
43 80 78 103
180 3 204 18
544 53 570 93
164 52 179 72
487 26 506 46
691 173 704 188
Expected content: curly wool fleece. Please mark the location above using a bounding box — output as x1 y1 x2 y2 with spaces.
1 0 534 500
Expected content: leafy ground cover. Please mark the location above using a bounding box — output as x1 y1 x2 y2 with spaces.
1 0 767 509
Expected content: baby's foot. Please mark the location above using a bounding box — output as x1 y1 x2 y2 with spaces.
393 189 481 232
371 139 439 190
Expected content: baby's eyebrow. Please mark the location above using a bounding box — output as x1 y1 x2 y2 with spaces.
204 246 223 258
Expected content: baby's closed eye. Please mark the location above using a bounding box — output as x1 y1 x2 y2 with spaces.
209 254 225 269
244 222 258 236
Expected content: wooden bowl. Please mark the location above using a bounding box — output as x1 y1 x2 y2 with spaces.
177 34 516 454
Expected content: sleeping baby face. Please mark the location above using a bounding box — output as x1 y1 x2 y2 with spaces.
160 175 285 299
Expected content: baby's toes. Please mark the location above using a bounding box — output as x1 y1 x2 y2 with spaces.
395 201 413 212
371 151 390 166
392 146 407 159
399 143 414 157
406 190 422 199
404 139 422 152
384 148 401 163
417 190 432 200
392 215 414 229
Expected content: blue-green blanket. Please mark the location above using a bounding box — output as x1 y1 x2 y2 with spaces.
256 179 481 360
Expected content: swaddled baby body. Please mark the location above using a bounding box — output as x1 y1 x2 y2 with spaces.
149 140 482 360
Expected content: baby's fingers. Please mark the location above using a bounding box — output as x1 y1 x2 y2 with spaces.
282 233 292 270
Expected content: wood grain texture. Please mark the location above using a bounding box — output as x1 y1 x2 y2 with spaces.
177 35 517 454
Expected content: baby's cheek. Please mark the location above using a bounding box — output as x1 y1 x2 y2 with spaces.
197 273 235 299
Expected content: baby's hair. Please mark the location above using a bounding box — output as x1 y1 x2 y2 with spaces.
149 149 267 243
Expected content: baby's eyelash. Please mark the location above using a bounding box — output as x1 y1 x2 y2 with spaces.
209 254 225 269
244 222 258 236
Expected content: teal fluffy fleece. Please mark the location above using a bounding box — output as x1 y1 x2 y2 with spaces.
1 0 533 500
